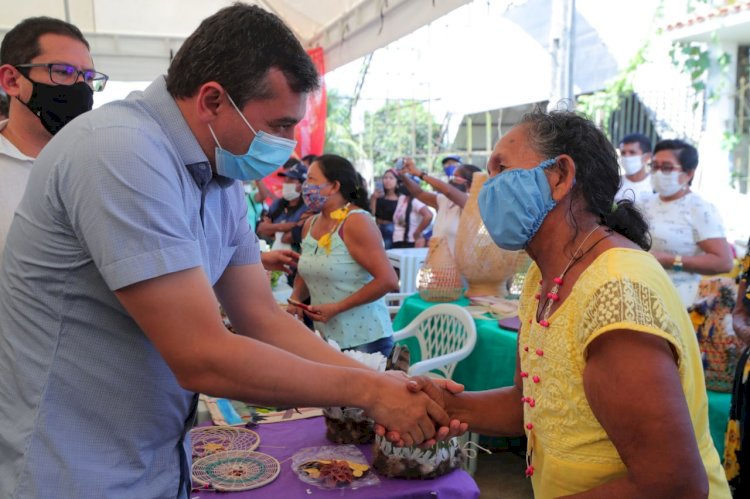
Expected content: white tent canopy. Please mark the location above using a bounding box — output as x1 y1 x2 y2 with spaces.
1 0 471 80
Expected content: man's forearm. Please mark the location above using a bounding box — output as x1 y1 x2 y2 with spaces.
237 305 364 369
424 175 469 208
194 329 378 406
400 173 423 197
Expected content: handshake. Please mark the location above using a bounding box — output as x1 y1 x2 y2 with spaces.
364 371 469 448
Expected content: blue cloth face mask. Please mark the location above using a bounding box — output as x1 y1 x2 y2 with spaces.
208 93 297 181
478 158 558 251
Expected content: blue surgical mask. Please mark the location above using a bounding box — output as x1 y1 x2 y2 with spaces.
444 164 458 177
301 182 330 212
478 158 558 250
208 93 297 181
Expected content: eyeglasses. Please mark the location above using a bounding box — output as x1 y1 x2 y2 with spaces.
15 63 109 92
648 161 682 174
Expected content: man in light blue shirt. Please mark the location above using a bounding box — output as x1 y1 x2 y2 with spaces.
0 5 452 498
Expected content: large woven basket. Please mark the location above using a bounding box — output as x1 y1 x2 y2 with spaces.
454 172 526 297
417 237 463 302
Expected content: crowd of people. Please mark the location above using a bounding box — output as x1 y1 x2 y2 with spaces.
0 4 747 499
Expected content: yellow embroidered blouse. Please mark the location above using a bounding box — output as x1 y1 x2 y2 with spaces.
518 248 730 498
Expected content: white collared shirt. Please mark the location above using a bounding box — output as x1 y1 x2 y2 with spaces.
0 119 35 261
616 173 654 204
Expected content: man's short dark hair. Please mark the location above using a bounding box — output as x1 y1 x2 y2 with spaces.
619 133 652 154
0 17 89 67
0 93 8 119
166 3 319 107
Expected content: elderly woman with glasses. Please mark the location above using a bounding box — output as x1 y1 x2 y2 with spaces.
640 139 733 306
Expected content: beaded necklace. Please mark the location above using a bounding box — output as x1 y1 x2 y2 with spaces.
522 224 611 478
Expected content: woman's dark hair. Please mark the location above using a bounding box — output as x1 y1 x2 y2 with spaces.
457 164 481 184
166 3 319 107
520 109 651 250
1 17 89 67
382 169 400 195
653 139 699 173
315 154 369 210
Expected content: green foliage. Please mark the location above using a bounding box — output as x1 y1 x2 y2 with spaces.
577 44 647 137
324 89 366 161
364 100 443 175
324 91 443 176
669 40 731 106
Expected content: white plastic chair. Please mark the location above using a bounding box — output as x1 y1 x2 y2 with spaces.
384 292 411 316
392 304 477 379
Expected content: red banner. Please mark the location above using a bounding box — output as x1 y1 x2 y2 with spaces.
294 47 327 158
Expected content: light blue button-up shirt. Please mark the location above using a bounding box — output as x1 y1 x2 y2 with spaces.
0 77 258 498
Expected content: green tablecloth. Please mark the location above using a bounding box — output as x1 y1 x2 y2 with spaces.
392 293 732 460
392 294 518 391
707 390 731 459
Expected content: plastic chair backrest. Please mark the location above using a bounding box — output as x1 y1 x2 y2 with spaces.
385 292 411 316
392 304 477 379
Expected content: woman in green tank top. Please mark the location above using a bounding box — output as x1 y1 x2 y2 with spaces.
288 155 398 356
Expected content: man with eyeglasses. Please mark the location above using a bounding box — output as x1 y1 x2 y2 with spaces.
0 16 106 259
0 5 456 498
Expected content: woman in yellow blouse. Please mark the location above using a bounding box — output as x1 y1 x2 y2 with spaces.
408 111 730 498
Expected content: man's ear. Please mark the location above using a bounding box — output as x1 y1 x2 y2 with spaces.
195 82 225 123
549 154 576 203
0 64 23 97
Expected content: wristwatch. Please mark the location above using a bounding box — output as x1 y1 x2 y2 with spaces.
673 255 683 272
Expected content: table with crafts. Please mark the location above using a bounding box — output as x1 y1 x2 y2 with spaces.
392 293 732 459
189 415 479 498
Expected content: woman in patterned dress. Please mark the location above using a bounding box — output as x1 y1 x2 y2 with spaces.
640 140 733 307
725 237 750 496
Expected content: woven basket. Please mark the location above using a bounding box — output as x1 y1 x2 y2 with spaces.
322 407 374 444
371 435 464 479
454 172 526 297
417 237 463 302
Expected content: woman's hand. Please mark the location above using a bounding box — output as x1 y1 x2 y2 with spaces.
304 302 343 323
375 376 468 447
261 249 299 274
415 235 427 248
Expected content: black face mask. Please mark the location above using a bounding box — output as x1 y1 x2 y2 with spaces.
19 80 94 135
450 180 468 192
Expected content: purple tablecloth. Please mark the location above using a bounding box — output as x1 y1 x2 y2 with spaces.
190 416 479 499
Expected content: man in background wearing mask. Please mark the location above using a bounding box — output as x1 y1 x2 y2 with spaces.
616 132 653 203
0 5 453 498
0 16 101 258
441 154 462 178
400 157 481 254
257 161 310 255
